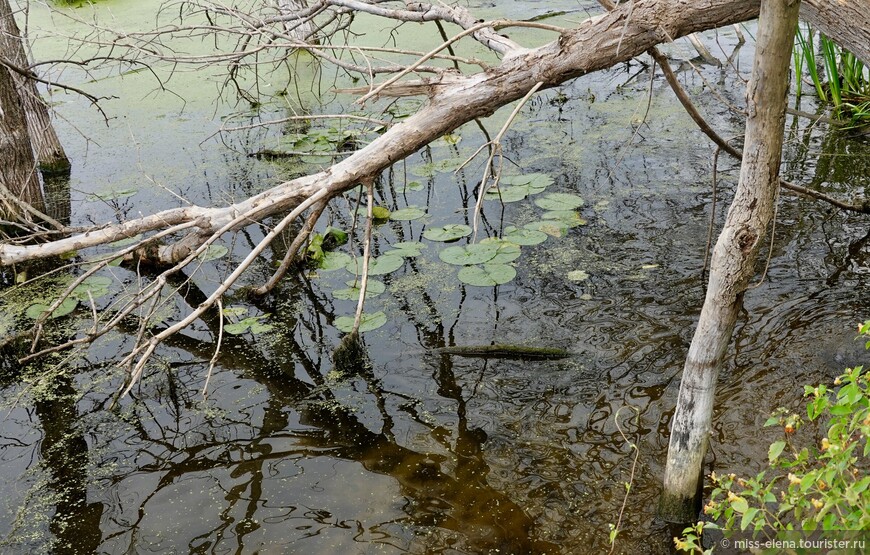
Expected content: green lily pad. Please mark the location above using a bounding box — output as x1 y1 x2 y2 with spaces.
225 315 273 335
535 193 585 211
501 173 554 189
411 158 463 177
389 206 427 221
483 185 532 203
478 238 522 264
439 243 499 266
335 311 388 333
398 180 423 193
485 173 553 203
345 254 404 276
198 244 229 261
424 224 472 242
71 275 113 301
332 279 386 301
26 297 78 320
320 251 352 271
458 264 517 286
524 220 569 237
222 306 248 318
543 210 587 228
387 241 426 258
503 226 548 246
356 205 391 220
86 188 138 201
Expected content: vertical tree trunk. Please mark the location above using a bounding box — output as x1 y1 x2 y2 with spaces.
0 0 70 174
659 0 802 523
0 61 43 218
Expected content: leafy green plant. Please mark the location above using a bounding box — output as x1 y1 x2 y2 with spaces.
676 320 870 552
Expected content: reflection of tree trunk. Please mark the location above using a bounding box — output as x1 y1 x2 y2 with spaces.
660 0 801 523
0 0 70 174
42 173 71 225
0 62 43 218
34 373 103 553
277 0 315 43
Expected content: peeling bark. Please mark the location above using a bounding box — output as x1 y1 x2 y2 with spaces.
659 0 802 523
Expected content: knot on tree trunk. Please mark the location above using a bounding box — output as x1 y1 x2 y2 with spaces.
736 227 758 254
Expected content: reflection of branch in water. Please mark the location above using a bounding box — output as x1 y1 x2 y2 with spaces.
34 372 103 553
111 305 555 552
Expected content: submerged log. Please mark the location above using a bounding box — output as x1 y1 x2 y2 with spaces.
659 0 802 523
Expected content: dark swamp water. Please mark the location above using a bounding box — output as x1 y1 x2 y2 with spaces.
1 1 869 553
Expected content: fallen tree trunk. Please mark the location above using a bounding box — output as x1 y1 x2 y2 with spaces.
659 0 801 522
804 0 870 65
0 0 761 265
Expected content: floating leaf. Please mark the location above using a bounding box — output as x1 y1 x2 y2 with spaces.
355 205 391 220
567 270 589 281
387 241 426 258
439 244 499 266
398 180 423 192
345 254 404 276
225 315 273 335
542 210 587 228
320 251 352 271
198 244 229 261
424 224 472 242
332 279 386 301
411 158 463 177
503 226 548 246
458 264 517 286
335 311 387 333
479 238 522 264
26 297 78 320
485 173 553 203
71 275 113 301
483 185 532 203
222 306 248 318
371 206 391 220
535 193 585 211
389 206 427 221
501 173 554 189
86 188 138 201
524 220 568 237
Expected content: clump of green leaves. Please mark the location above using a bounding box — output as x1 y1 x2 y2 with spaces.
677 320 870 552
